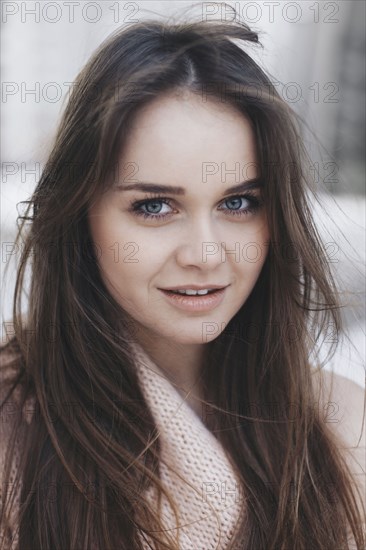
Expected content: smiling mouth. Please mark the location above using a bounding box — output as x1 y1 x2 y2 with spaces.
163 289 219 295
158 286 227 312
159 284 229 295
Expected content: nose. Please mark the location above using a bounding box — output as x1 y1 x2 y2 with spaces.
174 216 226 270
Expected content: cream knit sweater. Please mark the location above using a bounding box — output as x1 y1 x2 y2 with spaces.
131 342 244 549
0 344 244 549
0 344 362 549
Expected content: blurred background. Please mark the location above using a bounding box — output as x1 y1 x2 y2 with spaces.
1 1 365 386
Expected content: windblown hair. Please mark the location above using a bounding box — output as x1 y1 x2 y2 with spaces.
1 10 365 550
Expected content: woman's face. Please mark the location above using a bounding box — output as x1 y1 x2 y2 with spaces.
88 91 270 347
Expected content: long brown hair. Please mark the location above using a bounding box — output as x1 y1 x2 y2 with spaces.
1 11 365 550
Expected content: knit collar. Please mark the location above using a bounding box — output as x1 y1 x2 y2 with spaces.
130 341 245 549
19 343 245 547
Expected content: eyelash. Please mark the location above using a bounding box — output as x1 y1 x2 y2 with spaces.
129 191 264 221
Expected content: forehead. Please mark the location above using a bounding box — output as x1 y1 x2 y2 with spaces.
117 92 258 186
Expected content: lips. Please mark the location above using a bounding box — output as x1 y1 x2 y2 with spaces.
158 286 228 312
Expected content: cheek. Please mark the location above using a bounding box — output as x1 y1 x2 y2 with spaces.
90 228 161 292
235 221 270 268
88 206 136 268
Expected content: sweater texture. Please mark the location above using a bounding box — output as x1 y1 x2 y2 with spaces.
0 344 244 549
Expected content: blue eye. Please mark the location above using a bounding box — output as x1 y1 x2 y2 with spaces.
224 197 243 210
138 199 171 217
219 195 261 216
129 192 263 221
131 197 175 220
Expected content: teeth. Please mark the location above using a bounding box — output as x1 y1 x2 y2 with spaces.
176 289 212 295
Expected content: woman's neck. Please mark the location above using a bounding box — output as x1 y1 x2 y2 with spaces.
136 336 206 388
137 337 209 422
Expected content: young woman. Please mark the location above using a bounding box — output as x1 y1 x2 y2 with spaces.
1 16 365 550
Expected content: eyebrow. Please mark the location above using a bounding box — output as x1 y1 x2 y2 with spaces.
114 178 263 196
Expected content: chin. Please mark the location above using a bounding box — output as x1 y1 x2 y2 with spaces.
168 327 225 346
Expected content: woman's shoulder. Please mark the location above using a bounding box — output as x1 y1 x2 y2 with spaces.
0 336 36 470
0 339 28 453
0 339 26 419
312 367 365 502
0 342 28 547
312 367 365 447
